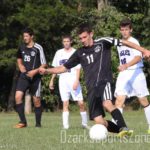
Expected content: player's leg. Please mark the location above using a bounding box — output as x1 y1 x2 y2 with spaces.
77 100 88 128
132 70 150 133
59 78 70 129
88 91 120 133
102 82 133 137
31 78 42 127
138 97 150 133
33 96 42 127
62 100 69 129
15 74 29 128
71 84 88 127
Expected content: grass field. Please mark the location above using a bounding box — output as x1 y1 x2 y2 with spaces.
0 110 150 150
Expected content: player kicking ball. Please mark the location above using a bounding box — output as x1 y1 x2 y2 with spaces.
49 35 88 129
39 24 150 138
113 18 150 134
15 28 47 128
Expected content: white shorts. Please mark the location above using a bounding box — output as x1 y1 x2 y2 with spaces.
58 77 83 101
115 68 149 98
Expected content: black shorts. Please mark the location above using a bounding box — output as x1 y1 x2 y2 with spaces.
16 73 41 97
88 82 113 120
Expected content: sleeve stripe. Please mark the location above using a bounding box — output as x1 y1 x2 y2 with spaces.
95 37 114 44
34 43 46 64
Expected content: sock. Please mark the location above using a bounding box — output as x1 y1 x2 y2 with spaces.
144 104 150 130
107 120 120 133
16 103 27 124
35 106 42 125
111 109 127 129
62 111 69 129
112 107 123 124
80 111 88 126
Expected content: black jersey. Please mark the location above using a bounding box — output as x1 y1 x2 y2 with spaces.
64 37 121 91
17 43 46 72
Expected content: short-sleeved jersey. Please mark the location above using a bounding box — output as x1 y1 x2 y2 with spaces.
117 37 143 69
17 43 46 72
64 37 121 91
52 48 81 78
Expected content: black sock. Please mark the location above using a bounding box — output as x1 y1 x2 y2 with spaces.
111 109 127 129
16 103 27 124
107 120 120 133
35 106 42 125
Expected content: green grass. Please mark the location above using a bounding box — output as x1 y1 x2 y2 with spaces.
0 110 150 150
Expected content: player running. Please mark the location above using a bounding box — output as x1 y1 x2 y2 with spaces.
49 35 88 129
15 28 47 128
114 18 150 134
39 24 150 137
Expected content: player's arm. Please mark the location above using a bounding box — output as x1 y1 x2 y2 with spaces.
17 58 27 73
27 45 47 78
49 74 57 90
121 40 150 58
73 68 80 90
39 65 68 75
118 56 142 72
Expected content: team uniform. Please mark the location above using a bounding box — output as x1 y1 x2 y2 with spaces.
64 38 121 120
52 48 83 101
16 43 46 97
115 37 149 98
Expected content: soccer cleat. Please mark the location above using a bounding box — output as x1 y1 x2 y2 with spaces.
14 123 27 128
117 127 133 138
35 124 41 127
148 129 150 134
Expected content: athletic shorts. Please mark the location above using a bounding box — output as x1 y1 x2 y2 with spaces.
88 82 113 120
58 77 83 101
16 73 41 97
115 68 149 98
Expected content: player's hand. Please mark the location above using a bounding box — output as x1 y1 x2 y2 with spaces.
118 64 128 72
143 50 150 59
73 80 79 90
39 67 47 75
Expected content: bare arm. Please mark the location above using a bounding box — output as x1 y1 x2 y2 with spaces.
121 40 150 58
73 68 80 90
17 58 26 73
118 56 142 71
49 74 57 90
39 65 67 75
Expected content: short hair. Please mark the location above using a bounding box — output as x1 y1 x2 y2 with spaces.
23 28 34 36
77 23 92 35
62 35 72 41
120 18 132 29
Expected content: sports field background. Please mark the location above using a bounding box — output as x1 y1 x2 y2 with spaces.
0 110 149 150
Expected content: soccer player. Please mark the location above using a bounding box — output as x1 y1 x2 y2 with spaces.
114 18 150 134
39 24 150 137
49 35 87 129
15 28 47 128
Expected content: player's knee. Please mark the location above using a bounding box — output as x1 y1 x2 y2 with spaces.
115 99 124 108
63 101 69 111
15 94 22 104
103 100 114 112
78 101 85 111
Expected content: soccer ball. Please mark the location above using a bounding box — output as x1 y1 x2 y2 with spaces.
89 124 108 140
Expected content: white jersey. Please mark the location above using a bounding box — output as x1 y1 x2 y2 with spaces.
52 48 81 78
117 37 143 69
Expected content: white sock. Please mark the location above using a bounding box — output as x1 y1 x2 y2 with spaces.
80 111 88 126
112 107 123 124
144 105 150 130
62 111 69 129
